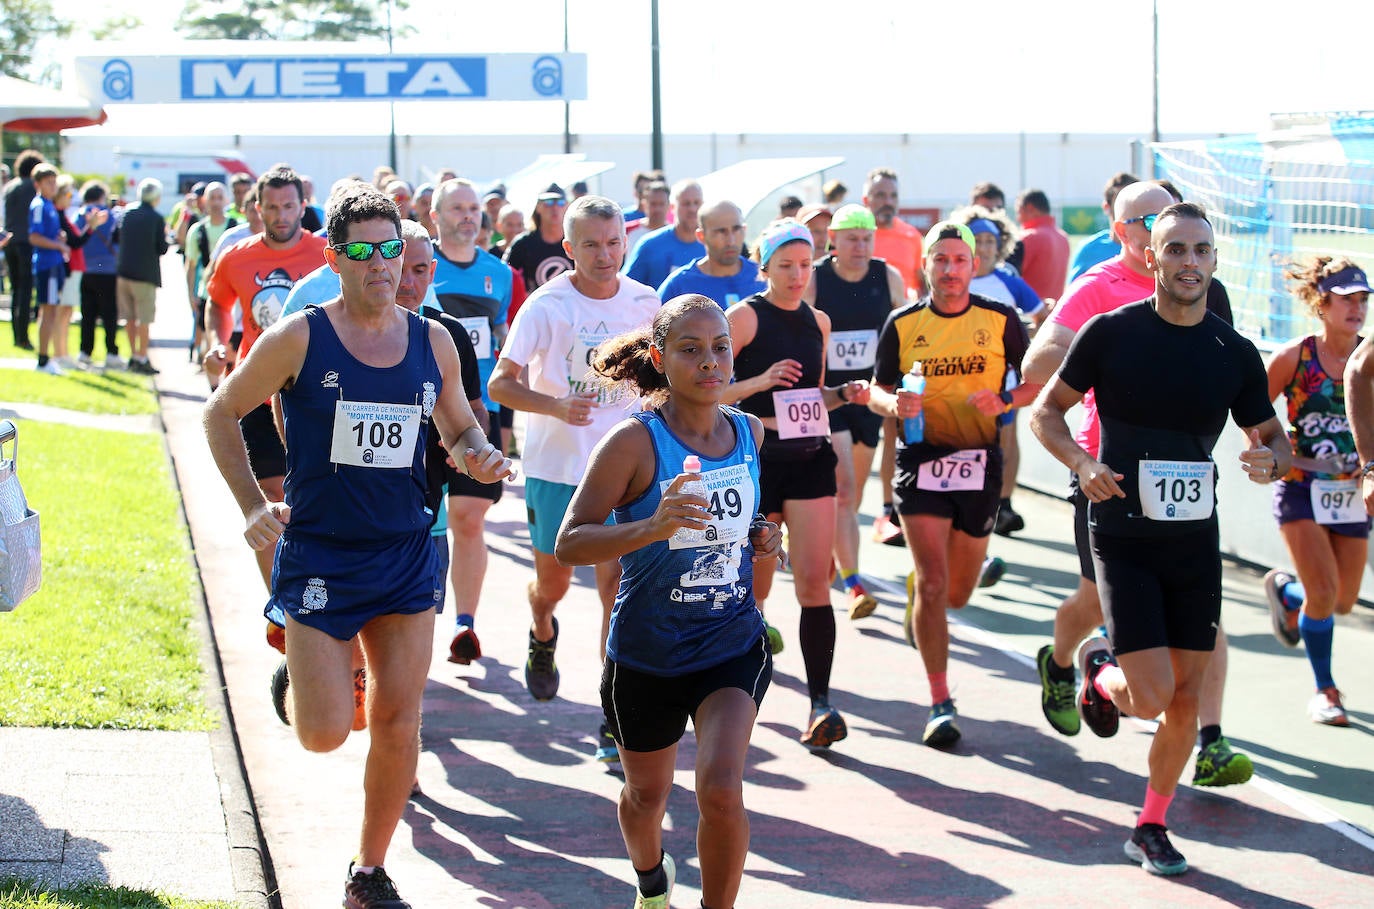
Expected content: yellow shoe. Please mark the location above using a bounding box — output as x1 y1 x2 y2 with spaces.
904 572 917 649
632 852 675 908
847 583 878 620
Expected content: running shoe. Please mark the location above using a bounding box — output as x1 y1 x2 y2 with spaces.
265 621 286 654
632 852 675 909
1263 568 1301 648
36 360 63 375
447 625 483 664
764 622 784 655
525 617 561 701
352 667 368 731
1124 823 1188 876
1309 687 1350 726
904 571 918 649
596 722 620 763
76 352 92 369
977 556 1007 589
994 504 1025 537
872 507 905 547
270 659 290 726
800 704 848 748
846 582 878 620
1192 736 1254 787
343 862 411 908
1036 644 1080 736
923 699 961 748
1076 636 1120 738
104 353 125 370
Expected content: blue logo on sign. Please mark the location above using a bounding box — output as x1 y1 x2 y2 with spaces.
531 55 562 96
102 59 133 100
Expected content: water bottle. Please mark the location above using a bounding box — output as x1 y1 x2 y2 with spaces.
901 361 925 444
674 455 709 547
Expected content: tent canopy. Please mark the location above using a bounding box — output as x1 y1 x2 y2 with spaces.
0 75 106 132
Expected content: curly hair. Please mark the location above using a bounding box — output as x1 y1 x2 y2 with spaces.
591 295 724 408
949 203 1018 264
326 184 402 246
1287 255 1366 317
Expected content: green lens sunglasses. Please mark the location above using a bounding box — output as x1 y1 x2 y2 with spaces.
332 238 404 261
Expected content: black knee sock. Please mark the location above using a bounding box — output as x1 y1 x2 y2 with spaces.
799 606 836 705
634 851 667 897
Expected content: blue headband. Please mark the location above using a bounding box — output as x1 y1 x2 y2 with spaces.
968 217 1000 239
759 219 814 268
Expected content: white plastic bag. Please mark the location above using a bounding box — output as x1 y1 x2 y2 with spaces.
0 420 41 611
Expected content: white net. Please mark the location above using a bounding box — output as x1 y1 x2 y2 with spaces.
1152 115 1374 345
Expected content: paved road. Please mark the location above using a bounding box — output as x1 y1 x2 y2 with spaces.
156 323 1373 908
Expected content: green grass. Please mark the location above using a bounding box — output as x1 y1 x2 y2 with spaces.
0 368 157 416
0 324 91 360
0 421 213 730
0 878 236 909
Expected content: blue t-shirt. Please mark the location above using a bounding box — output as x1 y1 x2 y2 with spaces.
422 248 512 412
281 264 440 319
658 257 765 310
29 196 63 271
969 265 1044 317
622 225 705 290
1069 229 1119 284
608 407 764 675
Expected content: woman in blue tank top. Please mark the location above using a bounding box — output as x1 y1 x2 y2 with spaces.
555 295 782 909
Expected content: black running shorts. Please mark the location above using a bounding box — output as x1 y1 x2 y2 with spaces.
1090 525 1221 656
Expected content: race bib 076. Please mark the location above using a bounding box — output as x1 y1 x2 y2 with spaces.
916 449 987 492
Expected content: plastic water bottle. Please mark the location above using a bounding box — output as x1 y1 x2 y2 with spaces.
901 361 925 444
681 455 706 499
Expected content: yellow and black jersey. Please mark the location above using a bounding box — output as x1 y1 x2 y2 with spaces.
873 294 1029 450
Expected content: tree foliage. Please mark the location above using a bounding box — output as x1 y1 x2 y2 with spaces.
0 0 71 81
177 0 408 42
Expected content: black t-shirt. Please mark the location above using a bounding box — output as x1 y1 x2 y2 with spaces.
734 294 824 420
1059 299 1273 537
812 256 894 385
422 311 483 522
503 231 571 291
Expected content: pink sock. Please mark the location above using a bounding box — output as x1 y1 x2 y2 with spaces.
928 672 950 704
1093 664 1126 702
1138 785 1173 827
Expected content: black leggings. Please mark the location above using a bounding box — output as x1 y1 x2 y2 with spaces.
79 273 120 356
4 243 34 344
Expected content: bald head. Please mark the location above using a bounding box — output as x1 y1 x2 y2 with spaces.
699 200 742 231
697 200 745 269
1114 181 1174 224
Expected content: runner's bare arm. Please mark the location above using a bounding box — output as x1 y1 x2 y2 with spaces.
203 317 309 548
886 263 907 307
1021 320 1075 387
1345 337 1374 511
487 356 597 424
1237 418 1291 484
1030 376 1125 502
720 300 802 404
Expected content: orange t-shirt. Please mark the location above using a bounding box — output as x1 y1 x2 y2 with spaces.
873 219 924 295
206 232 328 361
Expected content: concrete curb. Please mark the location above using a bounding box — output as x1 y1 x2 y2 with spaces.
150 359 277 909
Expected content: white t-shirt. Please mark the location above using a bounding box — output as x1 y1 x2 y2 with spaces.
500 271 661 485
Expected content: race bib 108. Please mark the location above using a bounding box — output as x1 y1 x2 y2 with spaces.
329 401 422 468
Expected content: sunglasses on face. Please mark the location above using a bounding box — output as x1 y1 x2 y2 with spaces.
1123 213 1158 231
332 239 404 261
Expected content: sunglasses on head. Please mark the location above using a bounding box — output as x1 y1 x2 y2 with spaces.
332 239 404 261
1124 213 1158 231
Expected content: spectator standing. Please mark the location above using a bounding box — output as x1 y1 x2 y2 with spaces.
1015 188 1070 305
116 178 170 374
3 149 45 349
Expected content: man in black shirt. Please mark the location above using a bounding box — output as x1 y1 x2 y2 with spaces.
1031 202 1289 876
503 183 571 291
2 149 45 349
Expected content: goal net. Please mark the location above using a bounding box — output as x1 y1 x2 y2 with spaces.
1152 113 1374 345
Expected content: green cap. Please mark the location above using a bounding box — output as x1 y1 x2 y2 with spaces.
829 203 876 232
924 220 976 257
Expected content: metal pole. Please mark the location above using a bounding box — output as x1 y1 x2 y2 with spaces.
1151 0 1160 176
387 0 397 173
650 0 663 170
563 0 572 154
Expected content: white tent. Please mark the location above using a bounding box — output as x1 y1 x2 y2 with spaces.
0 75 105 132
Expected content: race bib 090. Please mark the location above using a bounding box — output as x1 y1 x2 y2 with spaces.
772 387 827 440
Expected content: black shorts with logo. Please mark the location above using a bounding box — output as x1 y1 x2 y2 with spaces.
1091 524 1221 655
893 446 1002 538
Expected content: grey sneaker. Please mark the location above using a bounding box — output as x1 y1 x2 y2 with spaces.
525 617 560 701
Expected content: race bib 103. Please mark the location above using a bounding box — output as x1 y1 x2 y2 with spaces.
1138 459 1214 521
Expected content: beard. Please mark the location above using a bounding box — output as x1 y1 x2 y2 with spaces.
265 219 301 244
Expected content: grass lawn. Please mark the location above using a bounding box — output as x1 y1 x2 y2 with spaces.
0 878 236 909
0 324 96 361
0 368 157 416
0 420 213 730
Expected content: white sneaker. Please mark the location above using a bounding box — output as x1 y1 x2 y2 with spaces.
36 360 64 375
77 352 92 368
55 356 77 370
1308 688 1350 726
104 354 126 370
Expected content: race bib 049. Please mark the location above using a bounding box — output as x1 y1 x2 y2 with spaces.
329 401 422 468
1138 459 1215 521
664 463 756 550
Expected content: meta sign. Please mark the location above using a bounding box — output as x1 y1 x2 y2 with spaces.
71 52 587 104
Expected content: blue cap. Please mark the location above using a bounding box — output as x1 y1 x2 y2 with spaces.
758 219 813 268
1318 265 1373 296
